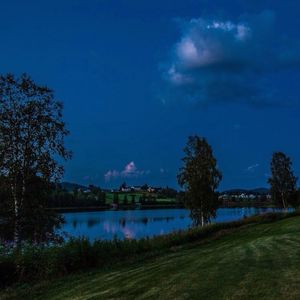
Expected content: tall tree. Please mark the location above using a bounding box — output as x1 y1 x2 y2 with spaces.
0 74 71 245
178 136 222 226
268 152 298 209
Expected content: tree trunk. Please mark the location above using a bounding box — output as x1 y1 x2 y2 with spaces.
281 192 287 211
12 188 20 247
201 212 204 227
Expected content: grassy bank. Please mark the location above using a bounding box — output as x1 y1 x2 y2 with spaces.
2 212 300 299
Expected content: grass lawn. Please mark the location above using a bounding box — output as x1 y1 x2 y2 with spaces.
105 192 177 205
105 192 144 204
3 215 300 299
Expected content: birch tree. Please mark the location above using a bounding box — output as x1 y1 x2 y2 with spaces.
178 136 222 226
0 74 71 246
268 152 297 209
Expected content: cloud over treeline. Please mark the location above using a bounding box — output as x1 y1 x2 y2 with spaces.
104 161 149 182
163 10 300 106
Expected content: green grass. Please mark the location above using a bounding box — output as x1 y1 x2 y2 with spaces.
105 192 143 204
105 192 177 204
3 215 300 299
155 198 176 203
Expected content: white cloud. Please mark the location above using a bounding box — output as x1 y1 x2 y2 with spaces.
173 18 251 71
168 65 193 85
104 170 120 181
246 163 260 172
163 10 300 106
104 161 149 182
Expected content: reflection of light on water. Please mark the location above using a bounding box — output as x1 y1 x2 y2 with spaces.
123 227 135 239
103 221 117 235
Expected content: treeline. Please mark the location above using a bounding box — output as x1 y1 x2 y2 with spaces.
47 185 183 208
1 181 182 211
47 185 106 208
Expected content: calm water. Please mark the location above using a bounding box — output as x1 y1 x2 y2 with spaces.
61 207 286 241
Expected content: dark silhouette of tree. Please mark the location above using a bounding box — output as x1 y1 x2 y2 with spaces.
0 74 71 245
268 152 298 209
119 182 127 191
141 184 148 191
19 176 64 243
88 185 106 204
131 194 135 204
157 187 177 199
177 136 222 226
141 194 146 204
113 192 119 205
123 194 128 205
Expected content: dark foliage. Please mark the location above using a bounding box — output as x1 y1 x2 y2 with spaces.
268 152 298 208
157 187 178 199
178 136 222 226
0 74 71 245
47 185 106 208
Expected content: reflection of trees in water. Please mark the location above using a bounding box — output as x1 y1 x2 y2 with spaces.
72 220 77 229
152 216 175 222
141 217 148 225
87 218 100 228
119 218 126 228
128 216 177 225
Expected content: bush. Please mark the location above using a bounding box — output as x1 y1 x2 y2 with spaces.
0 258 17 287
1 210 298 286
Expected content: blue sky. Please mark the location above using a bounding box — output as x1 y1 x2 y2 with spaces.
1 0 300 190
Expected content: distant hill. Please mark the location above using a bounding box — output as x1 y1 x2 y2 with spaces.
222 187 269 195
60 182 88 192
59 183 270 195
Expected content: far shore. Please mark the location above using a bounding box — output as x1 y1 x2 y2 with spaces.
49 204 184 213
49 201 275 213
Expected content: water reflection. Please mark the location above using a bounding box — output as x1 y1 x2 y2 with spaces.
61 207 288 241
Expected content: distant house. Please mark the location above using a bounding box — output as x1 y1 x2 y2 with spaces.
131 186 142 192
219 191 272 201
147 187 156 193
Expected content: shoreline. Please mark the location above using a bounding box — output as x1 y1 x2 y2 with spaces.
49 202 274 213
49 204 184 213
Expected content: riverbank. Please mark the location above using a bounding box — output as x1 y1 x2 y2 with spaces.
50 203 184 213
1 211 300 299
50 202 274 213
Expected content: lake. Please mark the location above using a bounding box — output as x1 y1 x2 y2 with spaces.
61 207 286 241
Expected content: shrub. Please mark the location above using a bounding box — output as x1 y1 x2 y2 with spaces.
0 258 16 287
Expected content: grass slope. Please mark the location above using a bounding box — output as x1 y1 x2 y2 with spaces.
3 216 300 299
